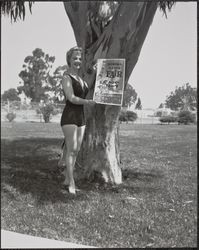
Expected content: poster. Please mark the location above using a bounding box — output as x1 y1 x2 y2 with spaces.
93 59 125 106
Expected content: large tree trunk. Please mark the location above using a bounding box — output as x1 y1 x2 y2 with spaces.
63 1 158 184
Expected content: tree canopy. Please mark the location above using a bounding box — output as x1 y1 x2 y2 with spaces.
122 84 137 108
165 83 197 111
0 1 34 22
18 48 55 102
135 97 142 110
1 1 175 23
48 65 69 103
1 88 21 102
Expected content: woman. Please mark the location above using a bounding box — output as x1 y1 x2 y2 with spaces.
59 46 95 194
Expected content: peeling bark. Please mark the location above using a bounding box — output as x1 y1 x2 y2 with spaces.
63 1 158 184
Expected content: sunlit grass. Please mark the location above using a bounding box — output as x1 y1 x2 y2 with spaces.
1 121 197 247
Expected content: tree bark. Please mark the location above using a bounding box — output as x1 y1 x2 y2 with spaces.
63 1 158 184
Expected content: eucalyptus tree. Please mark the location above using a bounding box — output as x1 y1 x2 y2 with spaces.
1 1 175 184
18 48 55 102
135 97 142 110
48 65 69 103
165 83 197 111
1 88 21 102
122 84 138 108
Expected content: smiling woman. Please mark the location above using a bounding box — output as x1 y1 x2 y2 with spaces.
59 46 95 194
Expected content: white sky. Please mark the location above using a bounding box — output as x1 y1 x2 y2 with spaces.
1 2 197 109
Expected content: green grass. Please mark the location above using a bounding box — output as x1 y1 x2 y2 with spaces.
1 121 197 248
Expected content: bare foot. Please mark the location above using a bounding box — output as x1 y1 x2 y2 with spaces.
68 186 76 194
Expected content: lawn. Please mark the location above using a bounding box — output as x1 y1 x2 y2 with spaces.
1 121 197 248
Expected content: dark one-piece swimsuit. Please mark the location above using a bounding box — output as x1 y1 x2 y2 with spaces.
60 74 89 127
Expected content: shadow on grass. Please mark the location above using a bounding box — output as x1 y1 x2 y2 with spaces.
1 138 89 205
77 169 164 196
122 168 164 182
1 137 164 204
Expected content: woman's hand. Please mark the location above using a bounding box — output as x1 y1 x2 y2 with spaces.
92 63 97 72
86 99 96 105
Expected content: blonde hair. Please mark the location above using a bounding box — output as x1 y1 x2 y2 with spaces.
66 46 82 66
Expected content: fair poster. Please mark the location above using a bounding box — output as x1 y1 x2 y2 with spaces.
93 59 125 106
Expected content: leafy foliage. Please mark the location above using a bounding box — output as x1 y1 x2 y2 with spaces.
6 112 16 122
0 1 34 22
159 110 196 125
135 97 142 110
18 48 55 102
158 1 176 18
165 83 197 111
48 65 69 103
119 110 137 122
39 103 54 123
1 1 175 23
122 84 137 108
1 88 21 102
155 111 163 117
119 110 128 122
177 110 196 125
159 116 178 124
126 110 138 122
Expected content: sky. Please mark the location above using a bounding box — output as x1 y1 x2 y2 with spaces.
1 2 197 109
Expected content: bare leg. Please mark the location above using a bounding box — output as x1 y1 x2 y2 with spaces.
57 142 70 184
76 125 86 152
67 125 85 192
66 150 77 194
61 125 78 194
62 147 69 185
58 142 66 167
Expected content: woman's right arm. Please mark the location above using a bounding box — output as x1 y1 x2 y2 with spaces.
62 75 95 105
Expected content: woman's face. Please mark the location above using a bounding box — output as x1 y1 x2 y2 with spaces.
70 51 82 70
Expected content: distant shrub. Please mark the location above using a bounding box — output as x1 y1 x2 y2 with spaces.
40 104 54 123
155 111 163 117
20 103 30 110
36 108 41 115
6 112 16 122
119 110 128 122
119 110 137 122
177 110 196 125
126 110 137 122
52 108 60 116
10 101 21 110
159 116 178 124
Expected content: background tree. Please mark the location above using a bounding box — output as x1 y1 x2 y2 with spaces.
1 88 21 102
1 1 176 184
135 97 142 110
48 65 69 103
158 103 164 109
165 83 197 111
39 103 54 123
122 84 137 108
17 48 55 102
177 110 196 125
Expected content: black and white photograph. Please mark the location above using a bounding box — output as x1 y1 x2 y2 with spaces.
1 1 197 248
